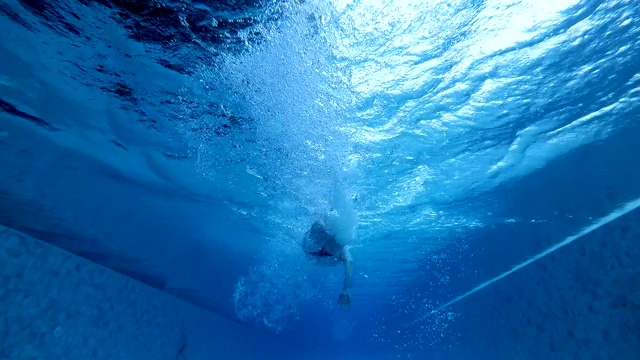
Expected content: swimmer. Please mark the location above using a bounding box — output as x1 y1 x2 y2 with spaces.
302 214 353 310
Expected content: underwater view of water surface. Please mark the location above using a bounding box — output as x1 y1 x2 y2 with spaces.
1 0 640 358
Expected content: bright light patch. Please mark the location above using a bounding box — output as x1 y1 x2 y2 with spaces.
331 0 580 96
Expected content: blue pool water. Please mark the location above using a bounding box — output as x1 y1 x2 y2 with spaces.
1 0 639 358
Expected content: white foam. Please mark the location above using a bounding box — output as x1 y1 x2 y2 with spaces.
325 186 358 244
415 195 640 323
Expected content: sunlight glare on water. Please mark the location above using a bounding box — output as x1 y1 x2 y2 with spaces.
317 0 639 248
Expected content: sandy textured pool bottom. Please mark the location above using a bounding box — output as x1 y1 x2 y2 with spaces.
0 225 281 359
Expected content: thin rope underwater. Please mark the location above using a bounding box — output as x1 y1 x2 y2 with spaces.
413 195 640 325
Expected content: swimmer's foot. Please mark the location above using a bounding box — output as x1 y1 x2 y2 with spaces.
338 290 351 310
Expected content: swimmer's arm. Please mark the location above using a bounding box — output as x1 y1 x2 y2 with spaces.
342 246 353 292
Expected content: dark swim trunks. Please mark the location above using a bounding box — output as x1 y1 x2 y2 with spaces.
307 247 334 257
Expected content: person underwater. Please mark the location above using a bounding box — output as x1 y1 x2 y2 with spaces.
301 214 353 310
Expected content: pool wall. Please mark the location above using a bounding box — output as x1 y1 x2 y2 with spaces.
0 225 283 359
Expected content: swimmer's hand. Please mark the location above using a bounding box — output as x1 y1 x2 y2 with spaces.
338 290 351 310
